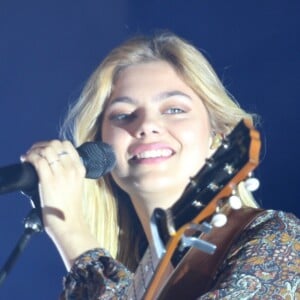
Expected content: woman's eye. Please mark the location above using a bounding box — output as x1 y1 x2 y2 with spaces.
109 112 135 122
164 107 185 114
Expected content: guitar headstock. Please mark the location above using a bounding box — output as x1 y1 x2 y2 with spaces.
150 118 261 258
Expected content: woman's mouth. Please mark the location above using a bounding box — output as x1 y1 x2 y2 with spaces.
131 148 173 160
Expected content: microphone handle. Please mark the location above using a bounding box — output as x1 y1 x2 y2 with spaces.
0 162 38 195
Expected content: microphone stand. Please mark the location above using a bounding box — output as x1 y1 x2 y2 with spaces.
0 188 43 286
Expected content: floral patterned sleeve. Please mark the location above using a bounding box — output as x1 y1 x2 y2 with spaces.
60 248 133 300
60 210 299 299
199 210 300 299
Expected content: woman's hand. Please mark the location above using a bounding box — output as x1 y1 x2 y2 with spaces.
21 140 100 270
21 140 85 232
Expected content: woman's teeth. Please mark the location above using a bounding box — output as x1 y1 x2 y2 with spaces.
134 149 173 159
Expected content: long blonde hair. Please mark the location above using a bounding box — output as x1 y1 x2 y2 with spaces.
61 32 258 270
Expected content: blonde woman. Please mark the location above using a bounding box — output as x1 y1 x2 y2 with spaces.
22 32 299 299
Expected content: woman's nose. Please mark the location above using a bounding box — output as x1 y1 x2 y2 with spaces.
133 114 162 138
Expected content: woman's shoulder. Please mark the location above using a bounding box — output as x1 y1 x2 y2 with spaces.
231 209 300 257
247 209 300 237
202 209 300 299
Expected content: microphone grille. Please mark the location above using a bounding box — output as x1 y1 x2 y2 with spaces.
77 141 116 179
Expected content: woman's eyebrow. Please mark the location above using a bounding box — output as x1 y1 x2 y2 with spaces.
108 90 192 107
108 96 137 107
154 90 193 102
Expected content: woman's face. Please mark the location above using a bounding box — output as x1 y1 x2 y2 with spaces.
101 61 212 208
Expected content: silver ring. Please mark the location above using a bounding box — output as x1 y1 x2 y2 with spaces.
57 151 69 157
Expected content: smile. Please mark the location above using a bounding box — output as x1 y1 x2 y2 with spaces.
131 148 173 160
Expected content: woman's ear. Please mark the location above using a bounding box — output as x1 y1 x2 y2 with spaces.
208 132 223 157
210 133 223 150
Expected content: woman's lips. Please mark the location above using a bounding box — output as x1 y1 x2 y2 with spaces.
128 143 175 163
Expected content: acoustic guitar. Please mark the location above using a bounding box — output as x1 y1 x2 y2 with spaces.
141 118 261 299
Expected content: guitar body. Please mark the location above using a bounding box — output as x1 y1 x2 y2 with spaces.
156 208 265 299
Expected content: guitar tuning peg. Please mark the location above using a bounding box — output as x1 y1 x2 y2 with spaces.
181 235 217 254
228 195 242 210
189 221 213 234
244 176 260 192
211 213 227 228
179 222 217 254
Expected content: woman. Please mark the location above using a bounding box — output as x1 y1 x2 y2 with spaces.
22 32 299 299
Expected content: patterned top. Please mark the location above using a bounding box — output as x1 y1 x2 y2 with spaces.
60 210 300 299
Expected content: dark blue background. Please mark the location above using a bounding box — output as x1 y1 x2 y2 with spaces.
0 1 299 299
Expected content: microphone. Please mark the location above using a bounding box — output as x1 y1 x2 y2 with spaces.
0 141 116 195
